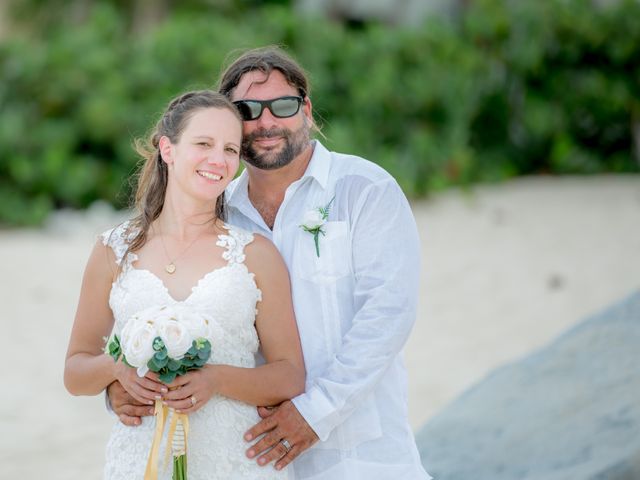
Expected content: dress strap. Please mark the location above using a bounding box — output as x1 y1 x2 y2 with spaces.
100 220 139 269
216 224 254 266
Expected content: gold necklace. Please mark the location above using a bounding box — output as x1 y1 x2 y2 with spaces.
157 226 208 274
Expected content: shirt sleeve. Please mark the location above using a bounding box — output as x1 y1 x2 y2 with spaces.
291 178 421 441
105 390 114 413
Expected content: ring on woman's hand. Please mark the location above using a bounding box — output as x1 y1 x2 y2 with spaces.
190 396 197 406
280 439 292 453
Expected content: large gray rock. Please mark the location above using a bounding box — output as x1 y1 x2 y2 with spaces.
417 291 640 480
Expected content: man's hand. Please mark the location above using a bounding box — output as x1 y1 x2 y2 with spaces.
107 381 155 426
244 400 319 470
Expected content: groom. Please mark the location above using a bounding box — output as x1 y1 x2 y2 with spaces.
109 46 430 479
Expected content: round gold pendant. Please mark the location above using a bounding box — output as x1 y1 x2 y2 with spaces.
165 263 176 274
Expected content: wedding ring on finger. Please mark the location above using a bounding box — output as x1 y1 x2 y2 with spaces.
190 396 197 406
280 439 292 453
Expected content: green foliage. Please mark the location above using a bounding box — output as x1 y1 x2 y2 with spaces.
105 333 212 384
150 338 212 384
462 0 640 180
173 454 187 480
107 334 122 361
1 0 638 225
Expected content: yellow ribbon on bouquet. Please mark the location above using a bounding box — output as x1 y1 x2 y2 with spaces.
144 399 190 480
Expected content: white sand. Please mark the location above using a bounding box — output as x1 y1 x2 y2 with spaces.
2 175 638 479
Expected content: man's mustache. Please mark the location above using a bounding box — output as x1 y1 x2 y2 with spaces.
245 128 290 141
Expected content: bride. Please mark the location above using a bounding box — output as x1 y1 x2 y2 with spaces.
64 90 305 479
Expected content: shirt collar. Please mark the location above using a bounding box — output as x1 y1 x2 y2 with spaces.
226 167 250 209
301 140 331 190
226 140 331 208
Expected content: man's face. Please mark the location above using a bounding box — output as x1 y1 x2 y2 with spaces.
231 69 312 170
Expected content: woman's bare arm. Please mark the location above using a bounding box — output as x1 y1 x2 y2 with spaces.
64 240 165 402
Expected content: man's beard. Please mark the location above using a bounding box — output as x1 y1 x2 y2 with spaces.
241 120 310 171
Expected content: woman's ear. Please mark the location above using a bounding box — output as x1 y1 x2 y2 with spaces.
158 136 173 165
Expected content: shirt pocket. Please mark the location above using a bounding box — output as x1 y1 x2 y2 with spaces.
294 221 351 284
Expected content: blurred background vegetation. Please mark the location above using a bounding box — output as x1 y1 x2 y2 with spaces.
0 0 638 225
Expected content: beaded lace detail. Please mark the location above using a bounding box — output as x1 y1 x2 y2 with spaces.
100 221 281 480
100 221 139 268
216 226 255 265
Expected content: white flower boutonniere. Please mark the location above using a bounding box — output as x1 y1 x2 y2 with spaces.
300 196 335 257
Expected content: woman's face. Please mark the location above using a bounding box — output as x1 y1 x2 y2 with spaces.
160 107 242 205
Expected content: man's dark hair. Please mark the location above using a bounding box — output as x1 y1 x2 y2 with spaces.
218 46 310 99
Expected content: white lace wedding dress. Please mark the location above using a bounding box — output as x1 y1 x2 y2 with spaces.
101 221 286 480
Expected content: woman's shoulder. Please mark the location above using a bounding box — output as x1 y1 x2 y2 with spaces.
99 219 140 266
246 232 279 256
100 219 138 244
221 224 275 254
242 234 287 280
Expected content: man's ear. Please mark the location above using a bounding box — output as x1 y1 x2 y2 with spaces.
158 136 173 165
302 97 313 123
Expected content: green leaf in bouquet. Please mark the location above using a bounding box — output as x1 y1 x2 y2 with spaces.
159 371 177 384
181 357 194 367
194 357 206 367
153 337 165 352
107 335 121 361
194 338 210 350
153 348 169 360
147 357 161 373
197 348 210 360
197 338 211 356
168 359 181 372
122 355 133 368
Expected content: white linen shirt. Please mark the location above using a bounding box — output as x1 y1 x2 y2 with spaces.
226 141 431 480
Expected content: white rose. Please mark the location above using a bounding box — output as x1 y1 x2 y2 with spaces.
121 317 158 377
158 319 192 360
142 305 175 325
301 209 325 229
175 307 213 341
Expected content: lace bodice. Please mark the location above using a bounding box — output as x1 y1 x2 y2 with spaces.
102 221 262 368
100 221 284 480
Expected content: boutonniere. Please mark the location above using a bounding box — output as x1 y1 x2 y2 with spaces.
300 196 335 257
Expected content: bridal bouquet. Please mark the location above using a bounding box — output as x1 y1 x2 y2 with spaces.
106 304 216 480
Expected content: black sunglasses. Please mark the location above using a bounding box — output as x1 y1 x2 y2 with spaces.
233 96 304 121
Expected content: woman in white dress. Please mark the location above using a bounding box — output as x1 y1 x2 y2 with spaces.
64 90 305 479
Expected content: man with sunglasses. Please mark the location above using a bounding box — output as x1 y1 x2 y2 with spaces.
108 46 430 479
223 46 430 480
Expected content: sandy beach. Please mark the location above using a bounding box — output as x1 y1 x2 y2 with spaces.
2 174 639 479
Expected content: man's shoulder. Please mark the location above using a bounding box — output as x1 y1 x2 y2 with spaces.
320 147 410 207
325 148 394 185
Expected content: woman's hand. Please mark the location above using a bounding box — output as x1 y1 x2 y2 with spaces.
114 362 167 405
161 365 219 413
